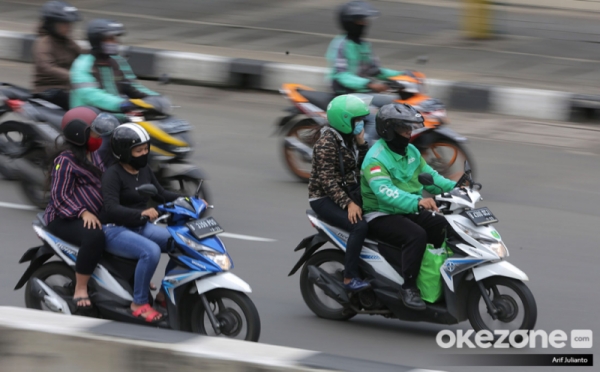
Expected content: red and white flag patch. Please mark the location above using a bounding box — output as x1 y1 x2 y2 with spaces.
370 166 382 174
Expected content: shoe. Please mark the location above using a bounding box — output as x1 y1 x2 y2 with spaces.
344 278 371 292
398 286 426 311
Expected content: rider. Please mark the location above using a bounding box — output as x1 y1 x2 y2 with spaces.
309 94 370 291
70 19 160 114
361 103 456 310
100 123 181 323
326 1 404 142
44 106 118 312
32 1 81 110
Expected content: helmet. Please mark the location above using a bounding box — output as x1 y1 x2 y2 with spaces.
61 107 118 146
326 94 371 134
375 103 424 141
87 19 125 50
41 1 81 23
111 123 151 163
338 1 379 31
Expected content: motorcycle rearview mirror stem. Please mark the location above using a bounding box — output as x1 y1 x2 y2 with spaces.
418 172 446 196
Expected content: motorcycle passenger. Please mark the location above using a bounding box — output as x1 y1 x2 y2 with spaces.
309 94 370 292
100 124 180 323
361 103 456 310
44 106 118 311
70 19 159 114
326 1 404 142
32 1 82 110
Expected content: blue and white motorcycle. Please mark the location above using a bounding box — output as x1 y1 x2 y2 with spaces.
289 162 537 333
15 182 261 341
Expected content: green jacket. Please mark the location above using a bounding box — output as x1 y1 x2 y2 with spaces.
70 54 157 112
361 140 456 217
326 35 401 93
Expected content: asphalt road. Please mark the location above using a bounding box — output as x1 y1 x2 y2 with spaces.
0 60 598 371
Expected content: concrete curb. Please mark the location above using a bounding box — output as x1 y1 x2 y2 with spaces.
1 30 596 122
0 306 444 372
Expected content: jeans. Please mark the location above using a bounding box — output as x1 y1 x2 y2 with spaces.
103 223 171 304
310 197 368 279
368 211 449 288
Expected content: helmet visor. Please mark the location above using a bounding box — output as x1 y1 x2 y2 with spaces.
91 112 119 137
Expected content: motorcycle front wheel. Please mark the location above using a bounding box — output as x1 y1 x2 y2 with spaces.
187 289 261 342
420 139 474 182
282 119 320 182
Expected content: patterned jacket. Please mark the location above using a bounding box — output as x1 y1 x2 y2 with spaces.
308 128 369 209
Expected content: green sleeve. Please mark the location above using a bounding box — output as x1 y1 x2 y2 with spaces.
114 56 159 97
377 67 403 80
363 160 421 214
418 157 456 194
326 38 371 91
70 55 125 112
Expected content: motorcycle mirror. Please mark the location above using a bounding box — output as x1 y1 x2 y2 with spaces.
195 179 204 198
159 74 170 85
464 160 472 174
418 173 434 186
136 184 158 197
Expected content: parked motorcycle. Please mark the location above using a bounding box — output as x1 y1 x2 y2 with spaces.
15 182 260 341
289 162 537 332
0 83 209 209
276 71 472 182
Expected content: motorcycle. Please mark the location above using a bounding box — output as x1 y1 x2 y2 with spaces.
276 71 473 183
0 82 209 209
14 182 261 341
288 162 537 332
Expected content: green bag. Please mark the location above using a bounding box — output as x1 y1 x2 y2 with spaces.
416 242 453 303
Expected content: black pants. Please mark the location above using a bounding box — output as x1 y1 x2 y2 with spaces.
47 218 105 275
368 212 448 288
37 89 70 111
310 197 368 279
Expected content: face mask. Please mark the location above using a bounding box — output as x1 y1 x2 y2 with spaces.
346 23 366 43
86 136 102 152
128 153 149 170
101 42 119 55
352 120 364 135
387 134 411 156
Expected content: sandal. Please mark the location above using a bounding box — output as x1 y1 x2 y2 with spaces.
73 297 93 309
132 304 163 323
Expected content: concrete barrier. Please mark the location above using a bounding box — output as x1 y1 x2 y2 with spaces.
1 29 596 122
0 306 446 372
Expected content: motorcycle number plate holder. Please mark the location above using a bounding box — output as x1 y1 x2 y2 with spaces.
463 207 498 226
186 217 224 240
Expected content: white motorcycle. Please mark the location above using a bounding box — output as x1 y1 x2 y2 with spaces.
289 162 537 332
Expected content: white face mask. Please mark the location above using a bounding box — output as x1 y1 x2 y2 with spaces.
101 42 119 55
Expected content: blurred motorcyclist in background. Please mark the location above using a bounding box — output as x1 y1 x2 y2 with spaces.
70 19 160 114
32 1 82 110
326 1 405 143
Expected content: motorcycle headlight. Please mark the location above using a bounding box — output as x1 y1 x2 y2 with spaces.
455 222 508 258
201 251 232 271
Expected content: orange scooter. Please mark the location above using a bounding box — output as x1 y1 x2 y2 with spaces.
275 71 473 182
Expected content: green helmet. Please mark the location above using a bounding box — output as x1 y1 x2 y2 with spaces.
326 94 370 134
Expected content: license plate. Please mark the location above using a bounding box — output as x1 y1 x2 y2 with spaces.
464 207 498 226
186 217 224 240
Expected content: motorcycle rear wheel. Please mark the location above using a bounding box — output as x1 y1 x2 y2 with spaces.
25 262 75 311
282 120 320 183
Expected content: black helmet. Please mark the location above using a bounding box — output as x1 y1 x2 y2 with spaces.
376 103 424 142
338 1 379 31
111 123 151 164
61 107 118 146
41 1 81 23
87 18 125 50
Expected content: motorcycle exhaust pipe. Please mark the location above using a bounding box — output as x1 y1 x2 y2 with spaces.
30 278 72 315
307 265 350 304
284 137 313 162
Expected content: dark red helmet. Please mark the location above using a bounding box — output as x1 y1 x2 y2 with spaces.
61 106 118 146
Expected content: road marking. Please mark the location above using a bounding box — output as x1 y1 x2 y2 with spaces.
219 233 276 242
0 202 38 211
0 201 277 242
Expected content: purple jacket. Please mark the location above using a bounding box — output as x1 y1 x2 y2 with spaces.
44 150 105 224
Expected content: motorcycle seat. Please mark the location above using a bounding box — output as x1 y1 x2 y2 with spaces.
36 212 47 226
297 89 335 111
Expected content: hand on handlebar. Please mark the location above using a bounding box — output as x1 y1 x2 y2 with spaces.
120 100 138 113
418 198 439 213
141 208 159 221
368 82 389 93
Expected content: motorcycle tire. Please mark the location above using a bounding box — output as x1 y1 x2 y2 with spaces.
420 139 475 182
25 262 75 310
282 119 320 183
188 289 261 342
467 277 537 332
300 249 357 321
